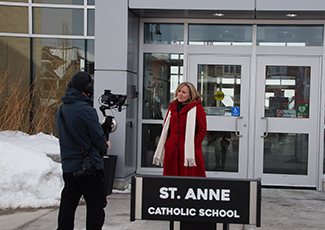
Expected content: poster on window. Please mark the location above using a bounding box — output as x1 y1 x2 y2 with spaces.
298 101 309 118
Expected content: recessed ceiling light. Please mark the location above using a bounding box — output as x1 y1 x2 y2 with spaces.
286 13 297 18
213 13 224 17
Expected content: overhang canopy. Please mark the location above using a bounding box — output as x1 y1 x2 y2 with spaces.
129 0 325 20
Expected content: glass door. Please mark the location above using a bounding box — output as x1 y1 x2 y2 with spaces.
189 55 250 178
255 57 321 187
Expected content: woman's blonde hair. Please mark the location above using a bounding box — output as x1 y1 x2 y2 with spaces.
172 82 201 104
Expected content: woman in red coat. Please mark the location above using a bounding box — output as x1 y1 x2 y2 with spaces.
153 82 207 177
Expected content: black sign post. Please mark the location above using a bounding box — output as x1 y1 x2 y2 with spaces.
131 175 261 230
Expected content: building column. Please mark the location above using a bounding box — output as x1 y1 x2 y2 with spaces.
95 0 139 189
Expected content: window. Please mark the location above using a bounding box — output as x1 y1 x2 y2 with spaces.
33 0 84 4
0 0 27 2
257 25 323 46
33 7 84 35
0 1 95 135
188 24 253 46
143 53 183 119
87 9 94 36
0 6 28 33
198 64 241 116
144 23 184 44
264 66 310 118
142 53 183 168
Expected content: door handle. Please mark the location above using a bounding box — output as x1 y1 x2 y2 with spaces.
261 117 268 137
235 116 243 137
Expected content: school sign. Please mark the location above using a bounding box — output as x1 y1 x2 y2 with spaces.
131 176 261 227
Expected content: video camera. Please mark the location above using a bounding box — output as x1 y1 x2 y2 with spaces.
100 89 127 112
99 90 128 141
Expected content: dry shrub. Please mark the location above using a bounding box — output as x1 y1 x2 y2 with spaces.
0 66 31 133
31 74 68 136
0 65 69 136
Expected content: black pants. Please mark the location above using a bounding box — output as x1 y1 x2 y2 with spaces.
57 170 107 230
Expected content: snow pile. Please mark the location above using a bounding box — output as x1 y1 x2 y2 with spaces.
0 131 63 210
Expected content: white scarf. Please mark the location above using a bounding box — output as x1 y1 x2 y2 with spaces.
153 106 197 167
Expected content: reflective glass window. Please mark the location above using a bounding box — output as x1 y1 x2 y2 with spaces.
203 131 239 172
0 36 30 83
0 37 30 132
0 36 30 69
88 0 94 5
0 0 27 2
32 38 91 134
323 131 325 174
0 6 28 33
143 53 183 119
87 9 94 36
33 8 83 35
197 64 241 116
33 38 90 79
33 0 84 4
264 66 310 118
144 23 184 44
189 24 253 46
257 25 323 46
86 39 94 74
264 133 308 175
141 124 163 167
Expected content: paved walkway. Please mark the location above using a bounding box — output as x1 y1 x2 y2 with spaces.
0 188 325 230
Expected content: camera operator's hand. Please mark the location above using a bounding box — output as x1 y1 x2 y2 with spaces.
99 141 111 157
107 140 111 151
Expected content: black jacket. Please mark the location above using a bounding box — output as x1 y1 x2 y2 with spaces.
55 87 108 173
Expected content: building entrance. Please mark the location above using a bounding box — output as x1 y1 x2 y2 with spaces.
189 55 250 179
255 56 321 187
189 55 321 187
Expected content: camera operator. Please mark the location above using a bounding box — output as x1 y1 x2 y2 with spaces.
55 71 111 230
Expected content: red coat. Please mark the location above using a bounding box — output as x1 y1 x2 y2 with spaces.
163 100 207 177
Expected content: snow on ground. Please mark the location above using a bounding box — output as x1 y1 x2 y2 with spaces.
0 131 131 210
0 131 62 210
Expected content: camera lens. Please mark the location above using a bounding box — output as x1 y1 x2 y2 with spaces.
73 170 86 180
